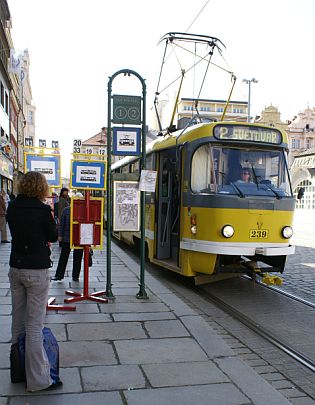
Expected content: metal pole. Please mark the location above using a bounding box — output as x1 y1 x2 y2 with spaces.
105 78 114 298
137 74 148 299
248 81 251 123
243 78 258 123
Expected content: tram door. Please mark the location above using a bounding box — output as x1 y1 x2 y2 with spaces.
156 150 178 260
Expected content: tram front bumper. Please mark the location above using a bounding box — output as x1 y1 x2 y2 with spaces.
180 238 295 256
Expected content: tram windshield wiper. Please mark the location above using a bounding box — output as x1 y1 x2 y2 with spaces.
230 182 245 198
219 171 245 198
251 165 260 190
260 182 282 199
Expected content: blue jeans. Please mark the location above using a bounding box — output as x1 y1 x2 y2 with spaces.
8 267 52 391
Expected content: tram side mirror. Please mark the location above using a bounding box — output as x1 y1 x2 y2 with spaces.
297 187 305 200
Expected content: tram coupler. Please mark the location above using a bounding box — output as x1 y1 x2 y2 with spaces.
241 260 261 273
260 272 283 286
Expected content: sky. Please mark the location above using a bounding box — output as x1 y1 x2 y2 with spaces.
7 0 315 177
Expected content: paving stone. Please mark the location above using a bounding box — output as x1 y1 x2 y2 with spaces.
142 361 229 387
44 313 111 323
81 365 145 391
109 294 161 303
124 384 250 405
59 340 117 366
0 289 9 296
0 322 11 343
280 388 309 398
0 367 81 396
144 320 190 338
99 302 169 313
252 365 277 374
113 312 176 322
291 398 315 405
47 323 67 341
0 305 10 315
9 392 123 405
271 380 296 389
115 337 208 364
260 372 286 381
0 343 10 368
68 322 146 341
105 287 141 296
180 315 234 358
217 357 292 405
156 293 196 316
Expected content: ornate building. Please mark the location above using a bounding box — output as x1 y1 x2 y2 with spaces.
287 108 315 167
254 105 288 132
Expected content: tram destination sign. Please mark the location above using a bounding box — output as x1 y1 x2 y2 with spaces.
113 94 141 125
214 124 282 145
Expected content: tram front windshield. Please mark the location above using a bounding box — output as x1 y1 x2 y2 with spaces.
191 144 292 197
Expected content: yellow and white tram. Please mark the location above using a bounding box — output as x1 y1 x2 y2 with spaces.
112 121 298 285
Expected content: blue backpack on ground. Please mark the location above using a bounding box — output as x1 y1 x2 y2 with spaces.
17 327 60 384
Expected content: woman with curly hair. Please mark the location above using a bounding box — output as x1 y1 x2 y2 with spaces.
6 171 61 392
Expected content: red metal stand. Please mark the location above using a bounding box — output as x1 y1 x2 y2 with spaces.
64 246 108 303
64 191 108 304
46 297 76 311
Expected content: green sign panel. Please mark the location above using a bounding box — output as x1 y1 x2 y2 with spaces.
113 94 141 125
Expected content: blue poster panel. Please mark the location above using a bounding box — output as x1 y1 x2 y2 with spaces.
71 160 106 190
25 154 61 187
113 127 141 156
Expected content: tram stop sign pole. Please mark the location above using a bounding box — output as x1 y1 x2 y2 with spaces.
106 69 148 299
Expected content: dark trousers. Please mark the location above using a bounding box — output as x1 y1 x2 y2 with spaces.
54 242 83 279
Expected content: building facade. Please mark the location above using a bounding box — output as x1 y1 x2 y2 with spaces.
0 1 36 193
287 108 315 167
0 0 13 192
177 98 248 129
254 105 288 132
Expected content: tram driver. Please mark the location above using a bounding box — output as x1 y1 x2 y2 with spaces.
236 168 252 184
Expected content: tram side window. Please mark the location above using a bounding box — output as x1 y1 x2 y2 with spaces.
131 161 140 174
191 144 216 193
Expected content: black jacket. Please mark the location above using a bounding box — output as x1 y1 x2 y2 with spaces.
6 194 58 269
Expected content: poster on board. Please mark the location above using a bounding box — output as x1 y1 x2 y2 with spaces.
113 181 140 231
139 170 157 192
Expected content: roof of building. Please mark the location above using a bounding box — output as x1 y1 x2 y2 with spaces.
180 98 247 105
83 128 107 146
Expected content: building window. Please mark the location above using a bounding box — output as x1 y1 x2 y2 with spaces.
28 110 33 124
233 108 244 114
294 180 315 210
291 139 301 149
4 92 8 114
216 107 224 112
0 82 4 108
306 138 312 149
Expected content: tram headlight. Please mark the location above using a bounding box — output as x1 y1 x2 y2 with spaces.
221 225 234 238
281 226 293 239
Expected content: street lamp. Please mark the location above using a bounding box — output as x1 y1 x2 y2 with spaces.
242 78 258 122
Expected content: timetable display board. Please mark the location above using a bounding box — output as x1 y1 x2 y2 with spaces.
70 159 106 190
25 153 61 187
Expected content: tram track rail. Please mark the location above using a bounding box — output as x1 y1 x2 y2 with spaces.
194 284 315 374
244 275 315 309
